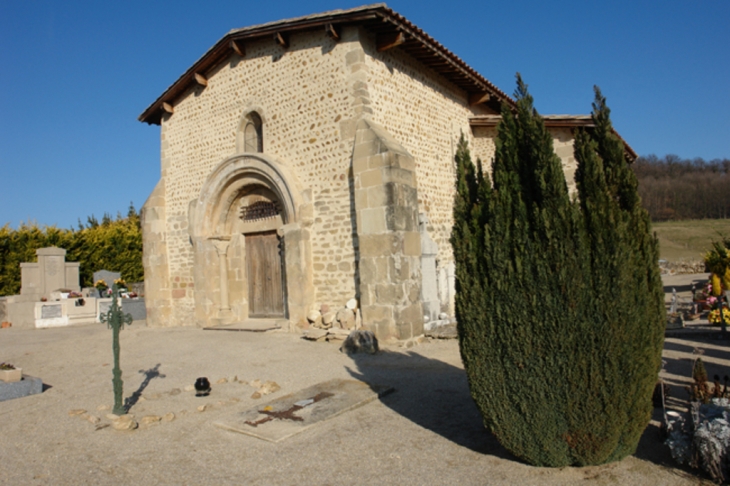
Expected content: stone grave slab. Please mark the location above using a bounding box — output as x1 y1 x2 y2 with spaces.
214 379 392 442
0 375 43 402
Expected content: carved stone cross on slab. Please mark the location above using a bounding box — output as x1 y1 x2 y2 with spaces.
215 379 393 442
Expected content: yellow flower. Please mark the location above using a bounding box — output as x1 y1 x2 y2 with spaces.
708 308 730 324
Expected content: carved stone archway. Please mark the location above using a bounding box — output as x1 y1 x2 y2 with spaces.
189 153 314 329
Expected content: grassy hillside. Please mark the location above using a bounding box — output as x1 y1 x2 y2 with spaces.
652 219 730 262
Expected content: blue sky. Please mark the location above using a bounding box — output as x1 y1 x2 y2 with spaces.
1 0 728 229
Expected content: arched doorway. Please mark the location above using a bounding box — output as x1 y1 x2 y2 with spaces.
189 153 314 328
235 187 285 318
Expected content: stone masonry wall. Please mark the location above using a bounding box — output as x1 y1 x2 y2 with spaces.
158 28 370 325
363 36 495 279
472 125 579 194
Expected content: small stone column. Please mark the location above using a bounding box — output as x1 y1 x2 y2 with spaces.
210 238 232 320
419 213 440 325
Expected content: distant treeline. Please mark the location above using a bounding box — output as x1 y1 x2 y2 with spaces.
0 205 143 297
633 155 730 221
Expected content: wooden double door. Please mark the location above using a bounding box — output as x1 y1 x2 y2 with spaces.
246 231 285 318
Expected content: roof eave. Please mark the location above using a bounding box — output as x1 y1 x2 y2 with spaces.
469 115 638 163
138 4 515 125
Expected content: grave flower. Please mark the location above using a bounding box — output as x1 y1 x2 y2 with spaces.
708 308 730 325
95 279 108 294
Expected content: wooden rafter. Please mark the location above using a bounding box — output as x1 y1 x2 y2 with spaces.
469 92 490 106
162 102 174 114
376 31 405 52
230 39 245 57
194 73 208 87
325 23 340 41
274 32 289 48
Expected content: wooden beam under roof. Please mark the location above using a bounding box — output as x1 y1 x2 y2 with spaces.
469 92 491 106
325 23 340 41
376 31 405 52
162 102 174 114
274 32 289 48
194 73 208 87
230 39 245 57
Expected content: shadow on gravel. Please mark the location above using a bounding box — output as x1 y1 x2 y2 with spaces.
345 350 517 461
124 363 166 411
345 345 710 475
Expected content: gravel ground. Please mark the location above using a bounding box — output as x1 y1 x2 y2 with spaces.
0 317 716 485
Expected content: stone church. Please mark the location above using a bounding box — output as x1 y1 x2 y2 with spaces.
139 4 635 340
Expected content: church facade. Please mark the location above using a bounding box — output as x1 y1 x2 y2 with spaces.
139 4 634 340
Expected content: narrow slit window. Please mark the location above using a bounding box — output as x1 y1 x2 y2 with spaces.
244 112 263 153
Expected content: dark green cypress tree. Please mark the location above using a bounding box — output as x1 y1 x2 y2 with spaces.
451 77 664 467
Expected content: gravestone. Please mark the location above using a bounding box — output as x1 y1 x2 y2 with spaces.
419 213 440 325
40 304 62 319
20 247 80 299
93 270 121 288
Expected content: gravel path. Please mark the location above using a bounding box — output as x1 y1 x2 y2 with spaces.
0 321 715 485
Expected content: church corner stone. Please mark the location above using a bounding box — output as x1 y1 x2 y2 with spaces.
352 118 424 341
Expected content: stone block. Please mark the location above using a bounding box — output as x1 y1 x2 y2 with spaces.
353 140 381 161
375 283 404 304
361 304 393 322
354 189 369 212
391 152 415 171
359 260 377 283
359 168 383 188
366 185 389 208
336 308 355 329
358 234 398 258
388 257 410 281
368 153 389 170
382 166 414 186
359 208 387 234
386 205 417 232
374 257 389 281
0 375 43 402
395 302 424 327
403 232 421 257
359 284 374 306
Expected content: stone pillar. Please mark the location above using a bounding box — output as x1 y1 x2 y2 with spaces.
228 233 248 322
279 223 314 329
210 238 232 322
352 118 423 341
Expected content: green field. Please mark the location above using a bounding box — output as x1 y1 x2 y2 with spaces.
652 219 730 262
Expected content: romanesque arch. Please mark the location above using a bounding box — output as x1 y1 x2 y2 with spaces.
189 153 314 329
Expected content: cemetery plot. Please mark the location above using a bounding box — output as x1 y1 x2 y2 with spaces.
214 379 392 442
